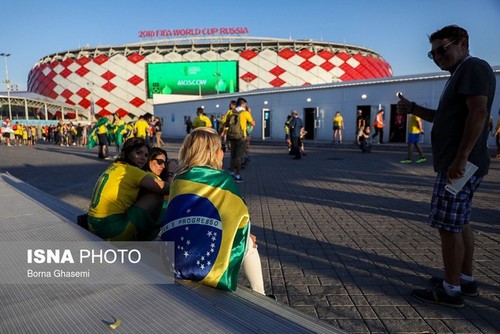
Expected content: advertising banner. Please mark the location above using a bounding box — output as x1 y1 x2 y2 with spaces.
147 61 238 97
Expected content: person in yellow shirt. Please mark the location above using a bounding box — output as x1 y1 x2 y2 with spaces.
220 100 236 134
112 114 126 157
22 125 28 146
123 122 135 141
13 122 22 146
400 114 426 164
192 107 212 128
134 115 150 139
87 137 170 241
221 97 255 183
96 115 110 159
333 111 344 143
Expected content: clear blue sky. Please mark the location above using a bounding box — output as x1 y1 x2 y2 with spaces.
1 0 499 91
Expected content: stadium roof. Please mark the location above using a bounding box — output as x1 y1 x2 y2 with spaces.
35 36 385 65
0 91 89 120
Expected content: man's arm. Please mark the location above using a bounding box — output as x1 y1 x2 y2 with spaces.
397 93 436 123
447 95 489 181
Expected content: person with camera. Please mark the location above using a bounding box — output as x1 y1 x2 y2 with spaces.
397 25 495 308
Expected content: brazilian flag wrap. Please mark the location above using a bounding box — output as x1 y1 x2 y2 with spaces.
160 166 249 291
115 123 125 146
87 117 109 149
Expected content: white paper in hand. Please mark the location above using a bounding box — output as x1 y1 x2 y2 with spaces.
444 161 478 196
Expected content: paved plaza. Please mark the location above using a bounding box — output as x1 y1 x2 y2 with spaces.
0 140 498 333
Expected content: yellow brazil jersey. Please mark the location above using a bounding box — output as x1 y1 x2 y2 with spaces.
113 119 125 133
97 123 107 135
333 115 343 127
238 110 253 138
14 125 22 136
222 109 233 130
192 114 212 128
134 119 149 138
408 115 422 134
88 162 149 218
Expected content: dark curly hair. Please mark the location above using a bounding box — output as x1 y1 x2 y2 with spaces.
429 25 469 49
115 137 149 167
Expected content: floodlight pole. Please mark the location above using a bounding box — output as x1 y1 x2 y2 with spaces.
87 82 95 121
0 53 12 120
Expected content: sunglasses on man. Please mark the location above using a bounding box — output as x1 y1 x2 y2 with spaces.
428 40 456 60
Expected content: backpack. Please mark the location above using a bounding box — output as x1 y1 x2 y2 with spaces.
226 110 244 140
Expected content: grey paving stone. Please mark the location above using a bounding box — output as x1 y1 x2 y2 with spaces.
1 141 498 334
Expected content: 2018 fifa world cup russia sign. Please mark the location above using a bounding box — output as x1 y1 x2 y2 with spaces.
138 27 249 39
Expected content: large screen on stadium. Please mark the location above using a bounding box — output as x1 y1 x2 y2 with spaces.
147 61 238 97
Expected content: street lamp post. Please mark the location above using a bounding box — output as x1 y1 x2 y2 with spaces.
87 82 95 121
0 53 12 120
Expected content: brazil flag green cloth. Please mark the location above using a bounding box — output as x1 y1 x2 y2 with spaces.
160 166 249 291
87 117 109 149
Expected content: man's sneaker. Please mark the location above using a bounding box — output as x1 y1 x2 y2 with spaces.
400 159 412 164
412 287 464 308
430 277 478 297
416 157 427 163
234 175 244 183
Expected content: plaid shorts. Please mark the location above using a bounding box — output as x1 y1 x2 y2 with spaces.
427 172 482 233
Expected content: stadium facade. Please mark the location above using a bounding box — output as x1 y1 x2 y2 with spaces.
27 36 392 119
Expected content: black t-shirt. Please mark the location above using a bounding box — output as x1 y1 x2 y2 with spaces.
431 57 496 175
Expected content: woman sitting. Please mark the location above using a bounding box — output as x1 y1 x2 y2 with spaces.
143 147 177 182
87 137 170 241
160 127 266 294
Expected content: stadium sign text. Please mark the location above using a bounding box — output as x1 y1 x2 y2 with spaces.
138 27 249 39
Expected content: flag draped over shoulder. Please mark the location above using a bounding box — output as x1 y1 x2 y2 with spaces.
87 117 108 149
160 166 249 291
114 123 125 146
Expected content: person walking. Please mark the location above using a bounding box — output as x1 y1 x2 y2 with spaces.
289 110 304 159
400 114 427 164
372 109 385 143
192 107 212 129
222 97 255 182
153 117 165 148
397 25 496 308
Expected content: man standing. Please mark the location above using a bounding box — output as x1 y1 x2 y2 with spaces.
289 110 304 159
372 109 385 144
2 117 12 146
398 25 496 308
192 107 212 129
223 97 254 182
400 114 426 164
134 115 150 139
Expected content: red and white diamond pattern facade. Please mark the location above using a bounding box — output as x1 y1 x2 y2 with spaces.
27 38 392 118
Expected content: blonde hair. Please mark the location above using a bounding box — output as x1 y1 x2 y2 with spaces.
175 127 222 176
